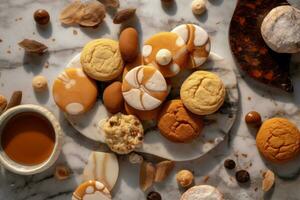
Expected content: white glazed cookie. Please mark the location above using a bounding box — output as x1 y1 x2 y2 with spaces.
172 24 210 68
52 68 98 115
142 32 188 77
83 152 119 191
180 185 224 200
261 5 300 53
72 180 111 200
103 113 144 154
122 65 168 111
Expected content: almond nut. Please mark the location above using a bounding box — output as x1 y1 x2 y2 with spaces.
154 160 175 182
140 161 155 191
113 8 136 24
262 169 275 192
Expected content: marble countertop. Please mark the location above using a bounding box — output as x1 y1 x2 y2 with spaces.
0 0 300 199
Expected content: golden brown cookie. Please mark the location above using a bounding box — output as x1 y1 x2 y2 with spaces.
256 117 300 163
171 24 210 68
81 39 124 81
158 100 204 143
142 32 188 78
103 81 124 114
180 71 226 115
72 180 111 200
52 68 98 115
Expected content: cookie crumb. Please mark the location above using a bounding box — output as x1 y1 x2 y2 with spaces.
73 30 78 35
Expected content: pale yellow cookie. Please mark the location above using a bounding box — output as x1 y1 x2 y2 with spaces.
180 71 225 115
81 39 124 81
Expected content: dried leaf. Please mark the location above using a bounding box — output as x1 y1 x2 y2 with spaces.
99 0 120 8
18 39 48 54
154 160 175 182
60 0 106 27
113 8 136 24
140 161 155 191
262 170 275 192
6 91 22 110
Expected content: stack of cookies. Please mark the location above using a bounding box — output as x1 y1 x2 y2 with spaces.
52 23 227 155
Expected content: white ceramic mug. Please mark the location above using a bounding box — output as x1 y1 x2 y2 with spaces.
0 104 63 175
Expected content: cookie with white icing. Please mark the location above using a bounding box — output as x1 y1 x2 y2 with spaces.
261 5 300 53
180 185 224 200
142 32 188 77
172 24 210 68
72 180 111 200
122 65 168 111
83 152 119 191
52 68 98 115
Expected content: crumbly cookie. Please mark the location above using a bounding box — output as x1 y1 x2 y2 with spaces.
81 39 124 81
180 71 226 115
53 68 98 115
122 65 168 111
142 32 188 77
180 185 224 200
158 100 204 143
171 24 210 68
256 117 300 163
103 113 144 154
72 180 111 200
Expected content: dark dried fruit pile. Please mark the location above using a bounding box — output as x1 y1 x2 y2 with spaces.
229 0 293 93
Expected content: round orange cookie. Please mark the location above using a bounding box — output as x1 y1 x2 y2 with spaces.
53 68 98 115
142 32 188 77
122 65 168 111
72 180 111 200
158 99 204 143
256 117 300 163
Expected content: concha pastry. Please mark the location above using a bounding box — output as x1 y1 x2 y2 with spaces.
261 5 300 53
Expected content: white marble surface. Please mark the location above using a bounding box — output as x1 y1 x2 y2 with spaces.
0 0 300 200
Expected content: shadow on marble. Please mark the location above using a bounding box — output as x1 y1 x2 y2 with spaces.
34 89 50 105
208 0 224 6
79 21 111 39
161 0 178 16
194 10 208 23
36 22 53 39
23 52 50 75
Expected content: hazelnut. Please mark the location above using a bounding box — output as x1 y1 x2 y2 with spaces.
32 75 48 92
235 170 250 183
0 95 7 113
245 111 262 126
34 9 50 25
54 165 71 180
147 191 162 200
161 0 174 3
224 159 236 170
191 0 207 15
176 170 194 187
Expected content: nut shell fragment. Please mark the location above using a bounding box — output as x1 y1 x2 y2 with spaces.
154 160 175 182
18 39 48 54
140 161 156 191
262 169 275 192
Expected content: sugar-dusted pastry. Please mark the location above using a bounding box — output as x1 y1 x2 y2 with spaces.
122 65 168 111
180 185 224 200
124 102 161 121
103 113 144 154
180 71 225 115
158 100 204 143
83 151 119 191
81 39 124 81
119 27 139 62
52 68 98 115
256 118 300 163
32 75 48 92
171 24 210 68
72 180 111 200
142 32 187 77
103 81 124 114
261 5 300 53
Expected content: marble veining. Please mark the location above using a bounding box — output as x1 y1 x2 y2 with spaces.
0 0 300 200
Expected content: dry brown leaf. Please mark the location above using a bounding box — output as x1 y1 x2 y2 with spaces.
154 160 175 182
18 39 48 54
140 161 155 191
6 91 22 110
113 8 136 24
60 0 106 27
99 0 120 8
262 169 275 192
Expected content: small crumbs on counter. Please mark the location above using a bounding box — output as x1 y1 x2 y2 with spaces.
254 187 258 192
52 38 56 42
73 30 78 35
44 61 49 68
247 96 251 100
241 153 248 158
6 50 11 54
0 39 2 42
33 32 36 35
203 175 209 183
